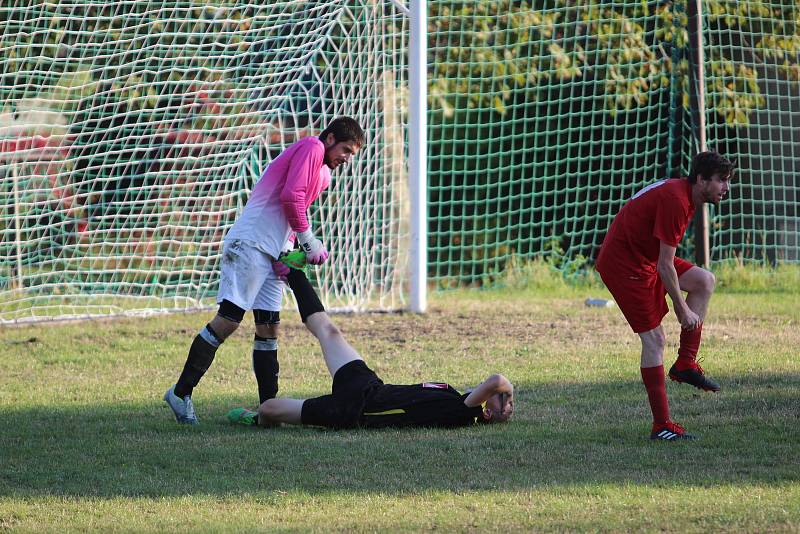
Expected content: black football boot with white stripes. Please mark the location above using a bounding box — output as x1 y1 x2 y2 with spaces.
668 361 721 392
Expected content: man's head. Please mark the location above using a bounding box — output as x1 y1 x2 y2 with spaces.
319 117 365 169
689 151 735 204
481 392 514 424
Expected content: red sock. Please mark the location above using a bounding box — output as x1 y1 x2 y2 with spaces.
675 322 703 370
641 365 670 425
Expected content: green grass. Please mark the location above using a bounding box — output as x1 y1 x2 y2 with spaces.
713 259 800 293
1 288 798 532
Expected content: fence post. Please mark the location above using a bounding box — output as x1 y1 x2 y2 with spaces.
687 0 710 268
667 1 684 178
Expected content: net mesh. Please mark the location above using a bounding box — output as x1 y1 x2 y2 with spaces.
2 1 798 323
702 1 800 263
426 0 800 286
427 1 675 286
0 1 409 323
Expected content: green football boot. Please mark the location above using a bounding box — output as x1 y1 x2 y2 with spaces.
227 407 258 426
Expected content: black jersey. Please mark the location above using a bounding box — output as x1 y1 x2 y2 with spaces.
359 382 483 428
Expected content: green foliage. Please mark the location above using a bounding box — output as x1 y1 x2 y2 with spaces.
497 250 800 294
500 256 602 293
499 240 603 292
429 0 800 126
714 258 800 293
429 2 573 117
426 0 800 287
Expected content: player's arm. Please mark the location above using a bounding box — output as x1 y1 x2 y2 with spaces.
279 143 329 264
464 374 513 410
657 241 700 330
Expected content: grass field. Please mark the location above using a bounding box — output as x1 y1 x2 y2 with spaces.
1 285 798 532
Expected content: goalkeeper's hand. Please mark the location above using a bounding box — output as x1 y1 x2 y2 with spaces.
271 260 290 283
296 229 329 265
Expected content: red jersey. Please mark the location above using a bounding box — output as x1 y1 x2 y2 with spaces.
597 178 695 276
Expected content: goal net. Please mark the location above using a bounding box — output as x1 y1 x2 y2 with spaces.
0 1 409 324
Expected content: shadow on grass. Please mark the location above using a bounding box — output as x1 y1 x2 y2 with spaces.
1 372 797 498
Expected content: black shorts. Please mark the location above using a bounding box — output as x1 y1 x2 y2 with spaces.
301 360 383 429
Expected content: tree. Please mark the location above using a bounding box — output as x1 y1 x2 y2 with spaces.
428 0 800 126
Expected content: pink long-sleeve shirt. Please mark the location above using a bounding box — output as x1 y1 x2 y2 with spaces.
225 137 331 258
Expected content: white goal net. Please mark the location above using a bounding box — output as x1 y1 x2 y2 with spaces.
0 1 409 324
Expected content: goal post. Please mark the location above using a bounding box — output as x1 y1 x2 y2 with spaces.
0 1 415 324
408 0 428 313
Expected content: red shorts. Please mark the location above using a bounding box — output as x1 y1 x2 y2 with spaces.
596 257 694 333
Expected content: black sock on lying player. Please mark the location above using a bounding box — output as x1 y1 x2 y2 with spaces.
286 269 325 322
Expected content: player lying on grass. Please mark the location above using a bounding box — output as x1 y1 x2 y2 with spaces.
595 151 734 441
164 118 364 425
227 267 514 429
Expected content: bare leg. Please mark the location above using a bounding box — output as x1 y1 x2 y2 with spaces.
258 398 304 426
305 312 363 378
254 322 279 339
638 325 666 368
253 312 363 428
208 314 240 338
678 266 716 321
672 265 720 391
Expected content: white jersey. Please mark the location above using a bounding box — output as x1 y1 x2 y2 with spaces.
225 137 331 258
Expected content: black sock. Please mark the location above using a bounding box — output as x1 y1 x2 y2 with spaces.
286 269 325 322
174 324 223 398
253 335 279 403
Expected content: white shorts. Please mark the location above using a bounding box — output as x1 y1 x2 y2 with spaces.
217 239 284 312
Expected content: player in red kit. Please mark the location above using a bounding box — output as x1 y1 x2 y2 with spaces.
596 151 734 441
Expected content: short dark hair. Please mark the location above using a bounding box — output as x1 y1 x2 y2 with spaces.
319 116 365 147
689 151 735 184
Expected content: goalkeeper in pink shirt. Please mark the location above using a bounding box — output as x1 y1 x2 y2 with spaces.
164 117 365 424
